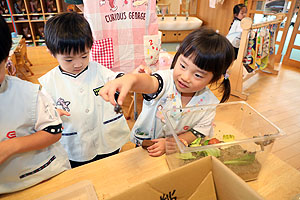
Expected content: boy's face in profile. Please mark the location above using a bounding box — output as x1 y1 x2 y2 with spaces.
0 59 7 84
55 47 90 75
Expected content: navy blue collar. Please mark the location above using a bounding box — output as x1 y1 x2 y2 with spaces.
59 65 88 78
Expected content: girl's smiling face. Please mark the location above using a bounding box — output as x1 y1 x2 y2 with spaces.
173 55 213 97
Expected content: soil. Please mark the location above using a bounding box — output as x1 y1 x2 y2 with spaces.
183 145 262 181
218 145 261 181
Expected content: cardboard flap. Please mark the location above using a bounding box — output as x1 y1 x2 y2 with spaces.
188 171 217 200
108 156 262 200
108 157 213 200
212 157 264 200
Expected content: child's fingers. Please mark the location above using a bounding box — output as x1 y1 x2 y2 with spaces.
151 139 160 143
61 110 71 116
117 86 130 105
99 86 110 102
143 66 152 75
56 109 71 117
148 148 164 157
108 86 118 106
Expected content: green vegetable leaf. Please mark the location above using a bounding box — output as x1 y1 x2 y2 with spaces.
202 148 221 157
224 153 255 165
190 137 202 147
223 134 235 142
178 152 196 160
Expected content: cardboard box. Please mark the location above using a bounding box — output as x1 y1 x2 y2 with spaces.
163 101 284 181
108 156 263 200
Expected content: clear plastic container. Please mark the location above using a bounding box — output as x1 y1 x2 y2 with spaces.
163 101 285 181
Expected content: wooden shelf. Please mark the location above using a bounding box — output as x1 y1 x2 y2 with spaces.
4 0 78 46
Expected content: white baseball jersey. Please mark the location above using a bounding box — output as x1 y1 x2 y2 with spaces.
0 76 70 194
39 61 130 162
131 70 219 145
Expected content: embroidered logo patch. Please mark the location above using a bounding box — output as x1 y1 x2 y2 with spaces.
6 131 16 139
93 86 103 96
56 98 71 112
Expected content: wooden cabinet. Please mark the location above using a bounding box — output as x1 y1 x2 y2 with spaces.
161 30 192 43
2 0 81 46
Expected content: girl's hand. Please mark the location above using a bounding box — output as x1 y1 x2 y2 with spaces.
147 138 166 157
132 65 152 74
56 109 70 117
99 75 134 106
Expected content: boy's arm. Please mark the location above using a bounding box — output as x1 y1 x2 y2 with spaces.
0 131 61 165
0 90 63 165
100 73 159 106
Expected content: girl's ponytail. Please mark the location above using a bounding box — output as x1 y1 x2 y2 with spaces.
220 74 231 103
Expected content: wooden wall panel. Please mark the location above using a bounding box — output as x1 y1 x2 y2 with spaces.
196 0 242 35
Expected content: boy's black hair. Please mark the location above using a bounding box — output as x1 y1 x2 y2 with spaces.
0 14 12 63
45 12 93 56
170 28 234 103
233 4 247 18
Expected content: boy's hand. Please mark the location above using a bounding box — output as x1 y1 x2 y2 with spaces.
56 109 70 117
132 65 152 74
147 138 166 157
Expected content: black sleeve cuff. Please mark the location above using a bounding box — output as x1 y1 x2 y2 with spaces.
189 128 206 138
43 124 63 134
142 73 163 101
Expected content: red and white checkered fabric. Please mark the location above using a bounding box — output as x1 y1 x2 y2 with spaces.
91 38 114 69
83 0 158 73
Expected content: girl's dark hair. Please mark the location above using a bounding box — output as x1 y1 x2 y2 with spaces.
0 14 12 63
170 28 234 103
45 12 93 56
233 4 247 19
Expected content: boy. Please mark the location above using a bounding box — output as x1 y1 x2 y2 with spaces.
0 14 70 194
39 12 130 168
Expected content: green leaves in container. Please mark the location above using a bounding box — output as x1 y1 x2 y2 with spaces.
189 137 202 147
178 152 196 160
223 152 256 165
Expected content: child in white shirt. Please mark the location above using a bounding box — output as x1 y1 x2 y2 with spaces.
100 28 235 157
39 12 130 168
226 3 247 59
0 14 70 194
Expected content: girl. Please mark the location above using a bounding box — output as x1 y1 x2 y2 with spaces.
100 28 235 157
226 3 247 59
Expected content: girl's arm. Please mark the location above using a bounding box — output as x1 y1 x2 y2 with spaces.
100 73 159 106
0 131 61 165
147 132 197 157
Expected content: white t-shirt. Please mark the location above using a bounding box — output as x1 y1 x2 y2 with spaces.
0 76 70 194
39 61 130 162
226 19 243 48
130 70 220 145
